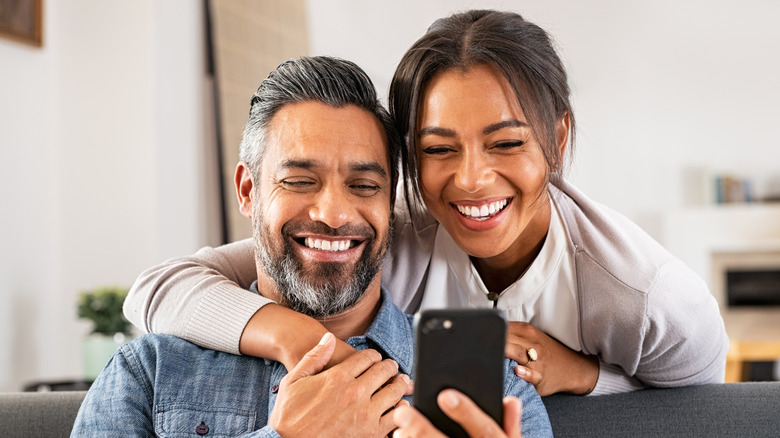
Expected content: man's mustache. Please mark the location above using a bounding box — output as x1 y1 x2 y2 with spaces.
281 220 376 240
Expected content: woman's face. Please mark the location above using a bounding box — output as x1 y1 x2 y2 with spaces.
416 64 554 262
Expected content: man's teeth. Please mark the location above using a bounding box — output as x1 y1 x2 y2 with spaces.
304 237 352 251
456 199 508 220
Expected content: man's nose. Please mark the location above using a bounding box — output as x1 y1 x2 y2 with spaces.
308 185 356 229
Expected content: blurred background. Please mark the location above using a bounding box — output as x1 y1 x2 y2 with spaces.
1 0 779 392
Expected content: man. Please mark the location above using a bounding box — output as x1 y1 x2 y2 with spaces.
72 56 552 437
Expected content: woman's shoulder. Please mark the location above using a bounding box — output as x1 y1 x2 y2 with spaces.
550 179 692 293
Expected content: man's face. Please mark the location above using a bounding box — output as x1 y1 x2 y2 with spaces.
243 101 392 317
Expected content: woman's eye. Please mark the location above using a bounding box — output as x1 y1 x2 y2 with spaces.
421 145 453 155
493 141 525 149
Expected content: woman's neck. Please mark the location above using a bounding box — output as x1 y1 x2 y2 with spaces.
471 198 551 293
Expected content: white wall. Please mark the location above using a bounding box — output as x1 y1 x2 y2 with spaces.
1 0 778 391
0 1 213 391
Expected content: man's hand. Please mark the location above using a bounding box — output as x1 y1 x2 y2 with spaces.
269 332 411 438
505 321 599 395
392 389 522 437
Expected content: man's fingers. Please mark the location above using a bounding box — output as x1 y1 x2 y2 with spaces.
392 405 446 438
502 397 522 437
283 332 336 383
371 373 412 413
437 389 505 436
336 348 384 378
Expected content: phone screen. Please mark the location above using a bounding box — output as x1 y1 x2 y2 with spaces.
413 309 506 438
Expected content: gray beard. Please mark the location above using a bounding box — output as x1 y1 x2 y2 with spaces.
253 213 388 318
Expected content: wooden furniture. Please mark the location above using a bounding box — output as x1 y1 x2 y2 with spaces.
722 308 780 382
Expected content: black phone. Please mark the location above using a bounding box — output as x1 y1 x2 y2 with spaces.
413 309 507 438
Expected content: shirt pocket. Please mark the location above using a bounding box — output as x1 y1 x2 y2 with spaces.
155 403 257 437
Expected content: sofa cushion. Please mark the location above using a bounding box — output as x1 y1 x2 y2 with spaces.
0 391 86 438
543 382 780 438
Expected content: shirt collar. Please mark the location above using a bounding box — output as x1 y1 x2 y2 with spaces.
345 289 414 376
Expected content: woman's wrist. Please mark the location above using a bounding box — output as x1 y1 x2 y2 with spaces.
239 304 325 369
238 303 356 370
573 355 599 395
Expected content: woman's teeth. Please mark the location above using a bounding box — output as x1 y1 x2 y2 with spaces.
304 237 352 251
456 199 508 221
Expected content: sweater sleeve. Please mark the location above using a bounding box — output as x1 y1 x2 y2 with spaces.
634 258 729 388
123 238 268 355
590 362 644 396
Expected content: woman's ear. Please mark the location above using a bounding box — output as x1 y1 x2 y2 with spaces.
556 112 571 160
235 161 254 219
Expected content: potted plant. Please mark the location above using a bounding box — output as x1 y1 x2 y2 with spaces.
77 286 132 380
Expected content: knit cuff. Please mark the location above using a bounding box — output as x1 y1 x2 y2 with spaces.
185 282 274 355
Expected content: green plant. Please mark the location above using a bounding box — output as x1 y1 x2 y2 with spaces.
77 286 131 335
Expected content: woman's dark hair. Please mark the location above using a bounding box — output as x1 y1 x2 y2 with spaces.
389 9 575 216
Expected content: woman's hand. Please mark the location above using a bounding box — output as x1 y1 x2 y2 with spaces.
392 389 522 438
505 321 599 396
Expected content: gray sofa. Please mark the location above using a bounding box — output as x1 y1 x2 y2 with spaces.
2 382 779 437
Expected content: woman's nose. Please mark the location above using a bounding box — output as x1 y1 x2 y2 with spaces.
453 148 495 193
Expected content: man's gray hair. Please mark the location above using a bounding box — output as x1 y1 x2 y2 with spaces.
239 56 401 202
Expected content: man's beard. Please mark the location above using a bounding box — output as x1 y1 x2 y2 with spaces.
253 211 389 318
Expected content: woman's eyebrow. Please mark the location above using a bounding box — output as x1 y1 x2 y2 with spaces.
418 120 528 137
483 119 528 135
418 126 456 137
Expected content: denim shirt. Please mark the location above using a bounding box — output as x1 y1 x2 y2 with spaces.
72 290 552 437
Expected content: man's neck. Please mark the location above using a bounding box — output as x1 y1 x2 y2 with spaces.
316 283 382 340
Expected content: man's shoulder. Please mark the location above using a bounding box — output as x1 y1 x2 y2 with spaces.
122 334 245 366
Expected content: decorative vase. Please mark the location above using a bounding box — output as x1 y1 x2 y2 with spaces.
83 332 128 381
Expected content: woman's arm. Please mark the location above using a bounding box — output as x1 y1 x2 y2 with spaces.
123 238 355 369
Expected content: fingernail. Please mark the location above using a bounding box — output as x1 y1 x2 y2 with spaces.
441 390 459 408
318 332 333 345
515 365 527 376
394 406 412 426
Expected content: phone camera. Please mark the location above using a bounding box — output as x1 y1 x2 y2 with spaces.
422 318 455 334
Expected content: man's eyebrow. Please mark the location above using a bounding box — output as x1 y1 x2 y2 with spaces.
278 159 317 171
483 119 529 135
277 159 388 179
350 161 388 179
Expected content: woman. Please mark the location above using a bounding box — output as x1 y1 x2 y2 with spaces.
125 10 727 396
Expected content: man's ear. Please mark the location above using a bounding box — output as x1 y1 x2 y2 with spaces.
235 161 254 219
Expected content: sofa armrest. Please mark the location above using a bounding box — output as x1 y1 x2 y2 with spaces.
542 382 780 438
0 391 87 438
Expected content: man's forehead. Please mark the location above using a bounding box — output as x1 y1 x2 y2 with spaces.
264 101 390 173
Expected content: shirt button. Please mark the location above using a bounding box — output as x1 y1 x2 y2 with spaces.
271 384 280 393
196 421 209 435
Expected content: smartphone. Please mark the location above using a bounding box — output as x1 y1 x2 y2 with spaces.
413 309 506 438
